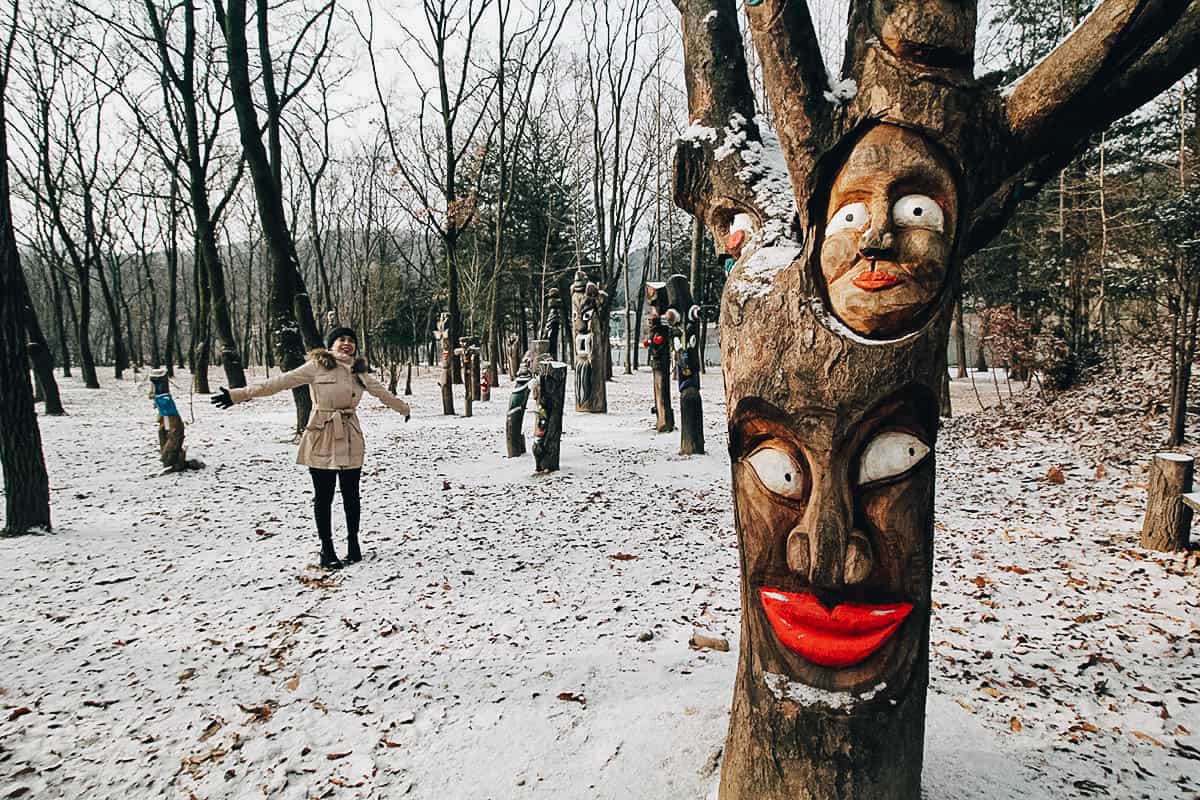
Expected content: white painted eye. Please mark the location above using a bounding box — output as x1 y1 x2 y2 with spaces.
892 195 944 231
858 431 930 485
825 202 870 236
745 445 806 499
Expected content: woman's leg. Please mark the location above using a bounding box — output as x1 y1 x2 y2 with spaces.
338 468 363 562
309 468 342 568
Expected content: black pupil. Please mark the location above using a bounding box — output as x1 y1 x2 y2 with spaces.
845 213 853 221
783 472 792 482
913 206 923 216
908 447 915 456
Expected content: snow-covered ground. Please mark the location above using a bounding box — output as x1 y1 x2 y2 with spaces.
1 362 1197 799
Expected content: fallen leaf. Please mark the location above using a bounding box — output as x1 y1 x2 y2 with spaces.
326 750 352 760
608 553 638 561
7 707 31 721
381 739 404 748
285 675 300 691
1132 730 1164 747
1010 717 1023 732
1046 466 1065 484
1094 463 1107 479
238 702 277 722
1000 565 1031 575
557 692 586 706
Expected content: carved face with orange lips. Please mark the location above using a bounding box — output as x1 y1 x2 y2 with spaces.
729 386 936 698
820 125 958 338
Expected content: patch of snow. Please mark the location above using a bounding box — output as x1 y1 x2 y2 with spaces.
681 120 718 147
763 673 886 710
702 9 717 24
729 245 801 300
823 77 858 106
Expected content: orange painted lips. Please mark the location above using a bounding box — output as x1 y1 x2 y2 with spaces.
760 588 913 668
852 271 903 291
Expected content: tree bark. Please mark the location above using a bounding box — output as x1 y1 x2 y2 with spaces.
1140 452 1194 551
954 297 968 379
0 86 52 534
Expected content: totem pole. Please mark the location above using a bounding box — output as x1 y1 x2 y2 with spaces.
664 274 704 455
455 335 478 418
532 357 567 473
149 368 203 474
506 290 560 459
571 269 608 413
480 364 491 402
644 282 675 434
435 312 455 415
670 1 1200 798
506 333 522 380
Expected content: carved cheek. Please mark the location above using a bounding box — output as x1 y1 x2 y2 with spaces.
821 234 860 284
733 464 804 572
859 479 930 590
896 230 951 289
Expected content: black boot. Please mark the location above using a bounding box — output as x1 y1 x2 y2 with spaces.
345 532 362 564
319 536 343 570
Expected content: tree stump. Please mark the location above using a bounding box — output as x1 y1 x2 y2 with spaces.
533 360 567 473
646 282 675 433
1140 453 1194 551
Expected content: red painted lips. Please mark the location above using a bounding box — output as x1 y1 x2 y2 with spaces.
852 271 903 291
760 588 913 668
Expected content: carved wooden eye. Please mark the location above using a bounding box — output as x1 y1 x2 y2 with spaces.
745 445 807 499
857 431 930 485
825 202 870 236
892 195 944 231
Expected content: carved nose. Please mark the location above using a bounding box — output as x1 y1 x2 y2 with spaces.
786 526 874 588
858 227 895 260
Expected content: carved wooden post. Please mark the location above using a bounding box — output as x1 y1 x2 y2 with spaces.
645 281 675 433
506 353 534 457
665 274 704 455
435 312 455 415
669 1 1199 798
480 363 491 401
1140 453 1195 551
455 336 477 418
532 358 567 473
149 368 203 475
571 269 608 413
507 333 522 380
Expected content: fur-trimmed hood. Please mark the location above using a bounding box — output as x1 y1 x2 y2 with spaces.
308 348 368 373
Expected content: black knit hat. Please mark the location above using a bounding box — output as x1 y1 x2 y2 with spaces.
325 326 358 349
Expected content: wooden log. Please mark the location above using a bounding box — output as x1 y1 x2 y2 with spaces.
1140 453 1194 551
533 360 567 473
436 313 454 415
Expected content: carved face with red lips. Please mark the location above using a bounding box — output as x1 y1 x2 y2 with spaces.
729 386 937 697
820 125 958 338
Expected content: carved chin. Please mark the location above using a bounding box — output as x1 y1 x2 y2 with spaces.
827 270 941 338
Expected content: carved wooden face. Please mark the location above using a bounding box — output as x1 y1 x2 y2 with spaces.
729 386 936 698
820 125 957 338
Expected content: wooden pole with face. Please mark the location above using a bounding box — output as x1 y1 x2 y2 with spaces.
645 282 675 434
436 312 455 416
665 274 705 455
669 0 1200 797
571 269 608 413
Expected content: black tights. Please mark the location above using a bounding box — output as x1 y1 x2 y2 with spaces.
309 468 361 541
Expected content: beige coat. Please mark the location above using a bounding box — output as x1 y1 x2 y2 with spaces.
230 349 410 470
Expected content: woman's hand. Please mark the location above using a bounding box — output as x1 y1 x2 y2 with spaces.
210 388 233 409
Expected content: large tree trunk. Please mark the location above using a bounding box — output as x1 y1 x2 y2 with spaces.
0 90 52 534
215 0 320 432
954 297 968 379
669 1 1200 798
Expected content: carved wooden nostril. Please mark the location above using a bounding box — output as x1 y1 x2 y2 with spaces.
844 531 873 585
786 527 811 576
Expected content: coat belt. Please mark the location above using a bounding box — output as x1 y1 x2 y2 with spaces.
311 408 357 440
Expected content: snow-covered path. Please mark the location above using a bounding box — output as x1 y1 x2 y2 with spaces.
1 364 1197 799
